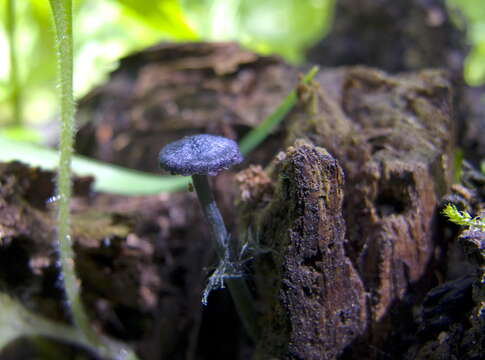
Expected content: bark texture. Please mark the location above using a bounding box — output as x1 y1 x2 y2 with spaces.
308 0 485 167
236 66 454 358
300 68 454 336
237 142 367 360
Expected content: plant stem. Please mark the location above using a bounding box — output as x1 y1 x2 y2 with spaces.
192 174 229 257
6 0 22 126
192 174 260 341
224 277 260 341
48 0 93 342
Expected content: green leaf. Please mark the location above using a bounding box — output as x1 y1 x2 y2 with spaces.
181 0 334 62
115 0 198 39
0 293 139 359
2 125 42 142
5 0 23 126
0 293 83 350
0 135 189 195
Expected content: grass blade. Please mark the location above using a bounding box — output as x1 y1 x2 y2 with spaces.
239 66 319 155
0 135 189 195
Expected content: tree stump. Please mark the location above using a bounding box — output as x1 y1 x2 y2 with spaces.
237 142 367 360
237 66 454 358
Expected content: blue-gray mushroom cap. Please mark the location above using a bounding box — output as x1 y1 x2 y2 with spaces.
159 134 243 176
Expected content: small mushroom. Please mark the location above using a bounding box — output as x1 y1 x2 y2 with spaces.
158 134 243 176
159 134 259 340
159 134 242 255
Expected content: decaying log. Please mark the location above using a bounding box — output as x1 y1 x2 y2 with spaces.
303 68 453 335
1 43 460 359
0 162 215 360
237 142 367 359
308 0 485 168
236 66 454 358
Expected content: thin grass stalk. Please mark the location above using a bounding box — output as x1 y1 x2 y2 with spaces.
48 0 93 342
238 66 319 155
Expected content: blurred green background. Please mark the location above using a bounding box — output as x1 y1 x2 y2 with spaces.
0 0 333 131
0 0 483 131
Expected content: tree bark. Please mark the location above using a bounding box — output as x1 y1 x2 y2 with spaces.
237 66 454 358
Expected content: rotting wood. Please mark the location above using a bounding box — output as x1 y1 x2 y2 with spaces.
0 161 213 360
237 67 455 358
237 141 367 360
288 67 454 356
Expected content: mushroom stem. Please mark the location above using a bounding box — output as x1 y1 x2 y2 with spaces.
191 174 260 341
191 174 228 258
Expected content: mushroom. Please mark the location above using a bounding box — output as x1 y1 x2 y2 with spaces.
159 134 259 340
